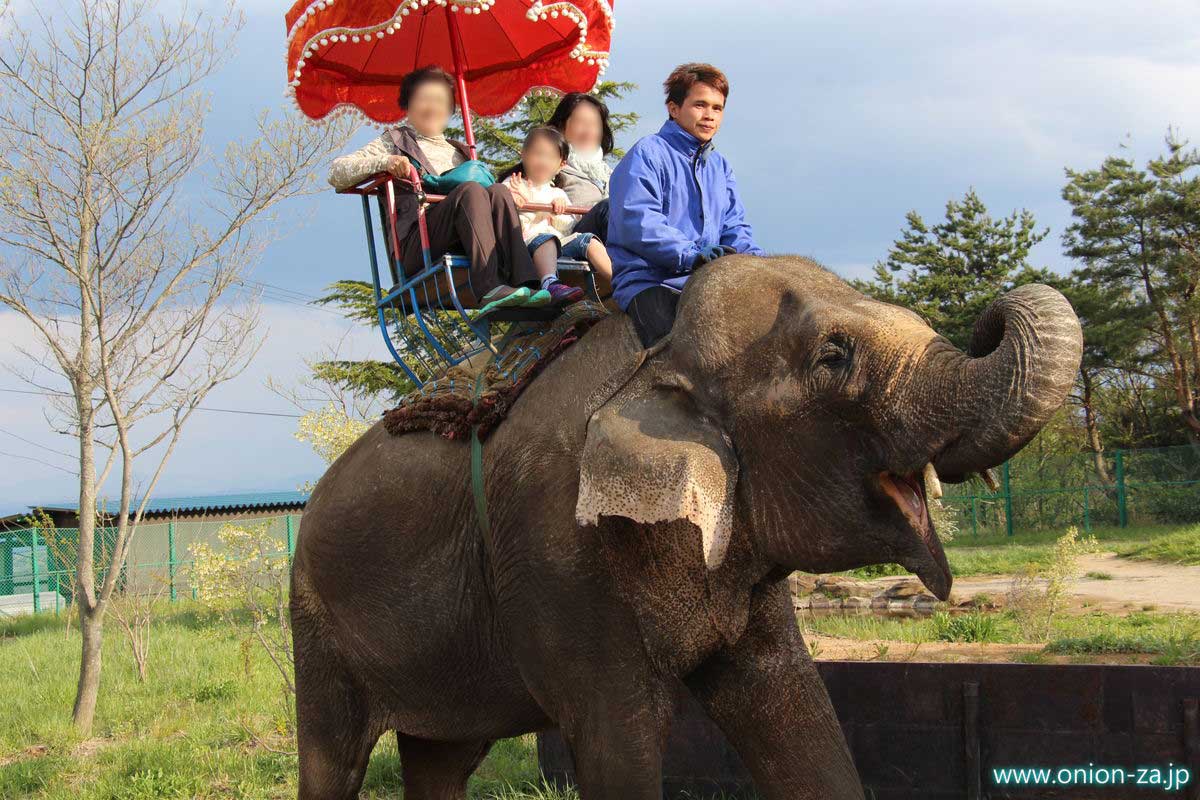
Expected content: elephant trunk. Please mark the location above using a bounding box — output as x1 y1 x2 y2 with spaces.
930 284 1083 483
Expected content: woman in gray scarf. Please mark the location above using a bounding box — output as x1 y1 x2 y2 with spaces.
546 93 614 242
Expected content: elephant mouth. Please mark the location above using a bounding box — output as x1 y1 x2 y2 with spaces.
876 466 952 600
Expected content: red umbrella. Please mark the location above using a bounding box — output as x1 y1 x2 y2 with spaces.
284 0 614 156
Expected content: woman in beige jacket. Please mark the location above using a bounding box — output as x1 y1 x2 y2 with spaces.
328 66 544 311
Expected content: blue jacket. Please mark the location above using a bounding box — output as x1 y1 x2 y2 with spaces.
607 119 764 310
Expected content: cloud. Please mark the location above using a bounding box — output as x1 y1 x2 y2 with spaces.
0 303 376 516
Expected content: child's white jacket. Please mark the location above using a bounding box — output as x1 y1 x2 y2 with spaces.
501 175 581 246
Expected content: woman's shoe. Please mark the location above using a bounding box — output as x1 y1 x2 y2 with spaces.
546 281 585 306
476 285 531 316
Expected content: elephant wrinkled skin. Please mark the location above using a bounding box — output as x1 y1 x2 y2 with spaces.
290 256 1083 800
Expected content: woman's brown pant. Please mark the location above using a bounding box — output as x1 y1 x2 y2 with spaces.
401 182 538 298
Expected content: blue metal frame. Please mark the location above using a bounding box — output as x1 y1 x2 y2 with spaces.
352 176 600 389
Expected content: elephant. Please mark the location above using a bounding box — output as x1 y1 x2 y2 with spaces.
290 255 1083 800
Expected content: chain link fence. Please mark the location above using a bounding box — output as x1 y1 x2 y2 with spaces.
0 514 299 617
941 444 1200 537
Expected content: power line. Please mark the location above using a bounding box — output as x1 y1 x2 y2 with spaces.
194 407 301 419
0 449 79 476
0 387 60 396
0 387 302 419
0 426 77 460
196 267 349 317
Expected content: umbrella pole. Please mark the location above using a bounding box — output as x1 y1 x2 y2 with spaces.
445 6 477 159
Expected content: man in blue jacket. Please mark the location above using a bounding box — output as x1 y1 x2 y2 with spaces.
607 62 765 347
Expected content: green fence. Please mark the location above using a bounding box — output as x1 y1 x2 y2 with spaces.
941 444 1200 537
2 444 1198 615
0 514 299 616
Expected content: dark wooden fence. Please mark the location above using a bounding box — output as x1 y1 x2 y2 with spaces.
538 661 1200 799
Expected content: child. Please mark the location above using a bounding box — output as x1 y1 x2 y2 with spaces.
501 127 613 305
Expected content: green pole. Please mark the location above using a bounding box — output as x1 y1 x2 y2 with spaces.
1 534 12 595
971 495 978 537
1001 462 1014 537
55 573 60 615
168 521 177 602
285 515 296 560
30 528 41 613
1114 449 1128 528
1083 487 1091 533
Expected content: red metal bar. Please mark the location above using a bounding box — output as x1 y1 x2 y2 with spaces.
444 5 476 159
383 179 404 270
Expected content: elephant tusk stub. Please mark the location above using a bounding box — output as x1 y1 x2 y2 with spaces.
923 462 943 500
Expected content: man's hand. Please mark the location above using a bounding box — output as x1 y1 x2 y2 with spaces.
387 154 413 179
693 244 737 268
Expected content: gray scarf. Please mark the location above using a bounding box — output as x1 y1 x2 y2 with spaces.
566 144 611 194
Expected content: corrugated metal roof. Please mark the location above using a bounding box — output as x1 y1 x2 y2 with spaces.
31 490 309 516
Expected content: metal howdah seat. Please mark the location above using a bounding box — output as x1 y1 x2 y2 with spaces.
338 170 599 389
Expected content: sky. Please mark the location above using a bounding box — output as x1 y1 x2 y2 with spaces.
2 0 1200 515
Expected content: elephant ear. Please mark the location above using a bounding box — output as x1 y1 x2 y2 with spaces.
575 381 738 570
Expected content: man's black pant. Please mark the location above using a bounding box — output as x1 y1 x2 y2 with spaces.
627 285 681 348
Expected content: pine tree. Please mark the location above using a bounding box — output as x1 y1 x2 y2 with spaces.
1062 131 1200 442
1052 275 1153 478
853 188 1052 351
450 80 638 169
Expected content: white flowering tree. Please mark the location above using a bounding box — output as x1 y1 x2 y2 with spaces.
266 335 380 484
190 522 297 747
0 0 351 732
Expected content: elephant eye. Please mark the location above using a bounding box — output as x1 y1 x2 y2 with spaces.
816 336 852 369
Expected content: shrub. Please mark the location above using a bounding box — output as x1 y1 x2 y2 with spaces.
1006 526 1099 641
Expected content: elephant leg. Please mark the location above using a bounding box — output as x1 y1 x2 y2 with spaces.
294 669 377 799
396 734 494 800
293 598 380 799
558 679 674 800
684 575 865 800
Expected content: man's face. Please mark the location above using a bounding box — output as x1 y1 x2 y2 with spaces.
667 82 725 143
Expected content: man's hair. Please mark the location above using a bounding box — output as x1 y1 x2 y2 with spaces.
398 65 457 112
523 126 570 162
663 63 729 106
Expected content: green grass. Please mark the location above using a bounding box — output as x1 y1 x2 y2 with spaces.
0 603 566 799
1110 525 1200 565
1044 610 1200 665
917 522 1196 577
802 611 1021 645
801 607 1200 664
832 523 1200 581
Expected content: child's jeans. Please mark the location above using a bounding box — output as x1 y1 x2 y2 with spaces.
527 232 596 262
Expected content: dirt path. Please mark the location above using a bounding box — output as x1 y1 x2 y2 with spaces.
929 552 1200 613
